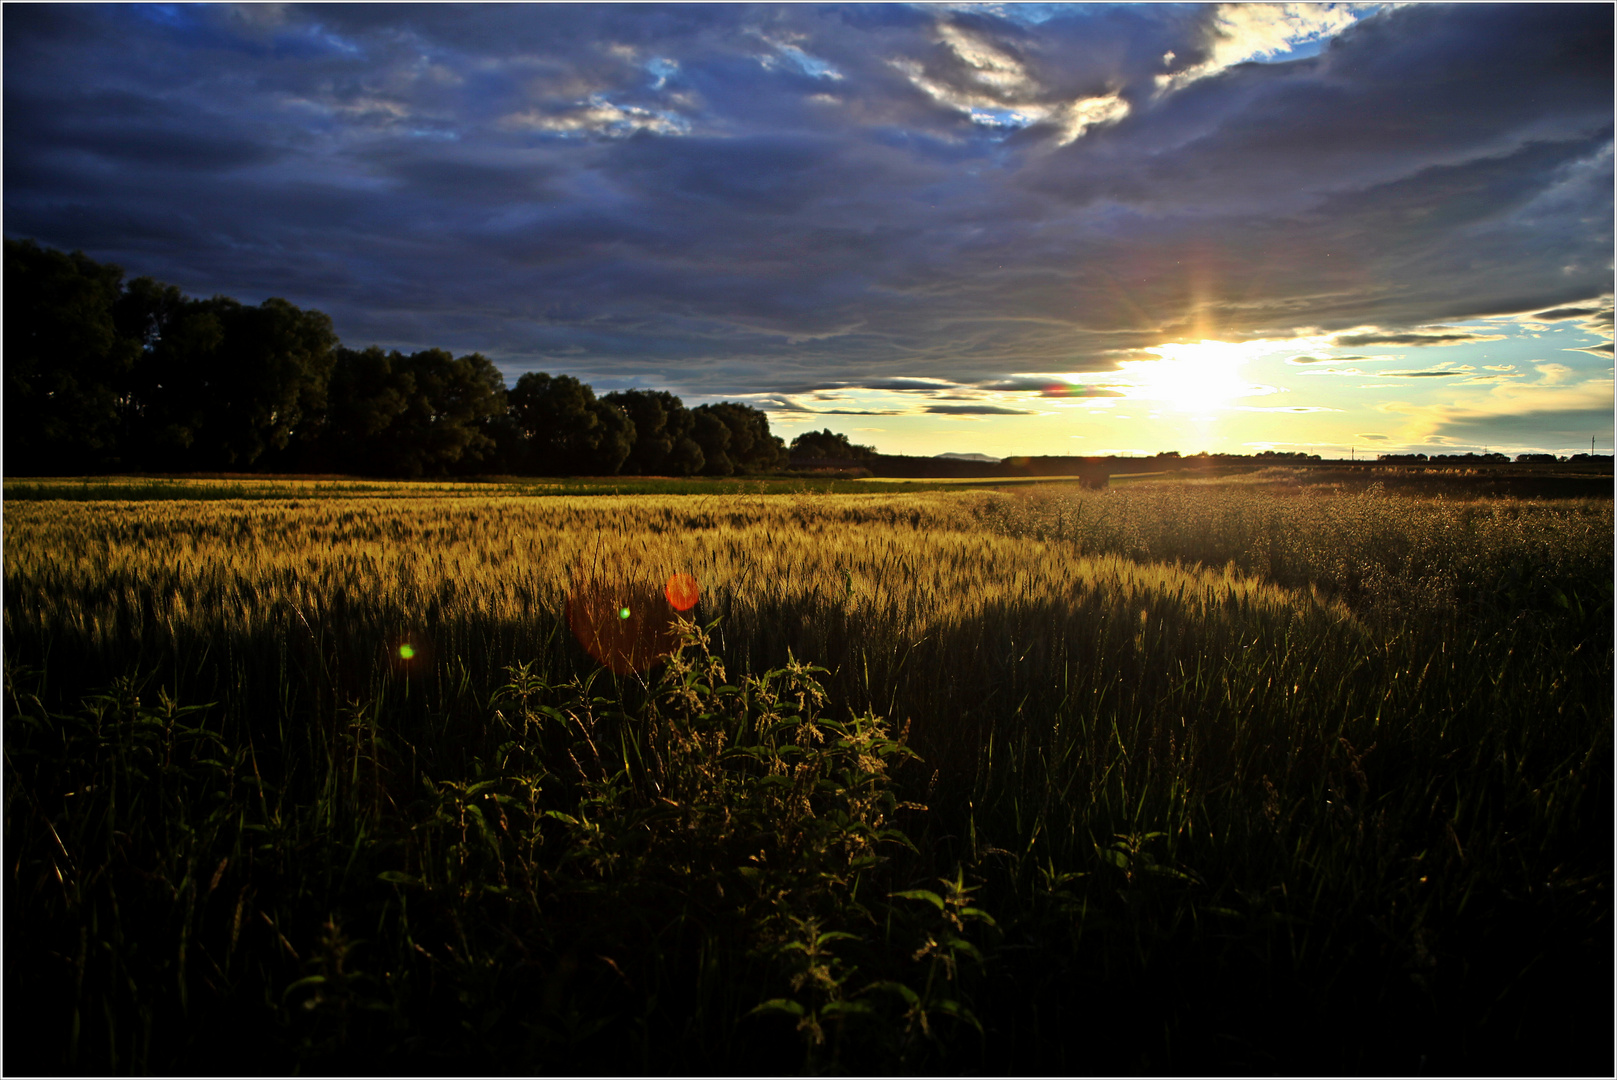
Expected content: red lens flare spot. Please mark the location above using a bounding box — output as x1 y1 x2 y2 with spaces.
664 573 700 612
566 578 688 675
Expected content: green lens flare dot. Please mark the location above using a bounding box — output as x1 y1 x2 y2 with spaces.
619 607 632 620
398 644 415 659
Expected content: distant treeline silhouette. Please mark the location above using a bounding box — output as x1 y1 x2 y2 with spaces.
4 239 789 478
1378 452 1606 464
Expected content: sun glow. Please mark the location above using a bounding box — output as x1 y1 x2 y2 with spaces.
1120 339 1288 411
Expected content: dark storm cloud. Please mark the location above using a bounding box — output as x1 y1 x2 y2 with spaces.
1333 330 1504 348
751 376 961 395
923 404 1035 416
1532 304 1605 321
1374 370 1469 379
4 2 1611 400
5 88 286 171
830 377 961 393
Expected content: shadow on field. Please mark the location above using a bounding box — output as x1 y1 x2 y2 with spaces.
5 558 1611 1075
696 588 1612 1076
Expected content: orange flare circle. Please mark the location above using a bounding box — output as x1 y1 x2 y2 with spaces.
566 581 679 675
664 572 700 612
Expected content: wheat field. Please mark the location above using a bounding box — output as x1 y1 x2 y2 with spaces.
4 481 1610 1073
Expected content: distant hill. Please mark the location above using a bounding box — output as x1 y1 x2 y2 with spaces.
935 452 1003 463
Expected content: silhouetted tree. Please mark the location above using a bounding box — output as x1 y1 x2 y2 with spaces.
215 297 337 468
4 239 789 480
691 408 734 475
313 347 506 477
316 346 412 474
508 372 636 475
155 295 337 470
693 401 787 474
605 389 704 475
386 348 507 477
6 240 342 473
4 238 140 473
112 275 222 470
789 428 876 462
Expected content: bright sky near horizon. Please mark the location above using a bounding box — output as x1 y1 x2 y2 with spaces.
5 3 1612 456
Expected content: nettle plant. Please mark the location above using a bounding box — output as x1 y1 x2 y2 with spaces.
476 619 996 1067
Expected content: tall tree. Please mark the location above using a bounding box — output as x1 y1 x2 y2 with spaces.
604 389 704 476
316 346 413 475
108 286 338 471
4 239 792 480
310 347 506 476
508 372 635 475
691 408 734 475
389 349 509 477
694 402 787 474
4 239 139 474
113 275 221 470
789 428 877 462
193 296 338 469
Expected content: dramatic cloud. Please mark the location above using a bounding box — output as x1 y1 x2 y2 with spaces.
1332 330 1506 348
4 1 1611 435
1375 368 1473 378
924 404 1036 415
977 376 1127 397
1531 296 1617 358
1155 2 1370 94
1533 304 1606 321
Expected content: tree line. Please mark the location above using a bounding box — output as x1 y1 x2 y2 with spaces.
4 239 789 478
1378 452 1605 464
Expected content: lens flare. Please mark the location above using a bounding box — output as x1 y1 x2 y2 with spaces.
664 572 700 612
389 635 431 676
566 577 691 675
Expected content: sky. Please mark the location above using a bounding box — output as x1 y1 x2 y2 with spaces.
5 2 1612 458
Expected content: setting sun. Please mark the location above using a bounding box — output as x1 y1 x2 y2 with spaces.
1119 340 1263 411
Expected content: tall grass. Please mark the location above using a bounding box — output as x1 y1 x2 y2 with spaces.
4 484 1610 1072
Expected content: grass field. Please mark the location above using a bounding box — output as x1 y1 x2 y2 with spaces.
4 479 1611 1073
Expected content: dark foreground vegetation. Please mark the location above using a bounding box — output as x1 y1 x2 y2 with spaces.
4 481 1611 1074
